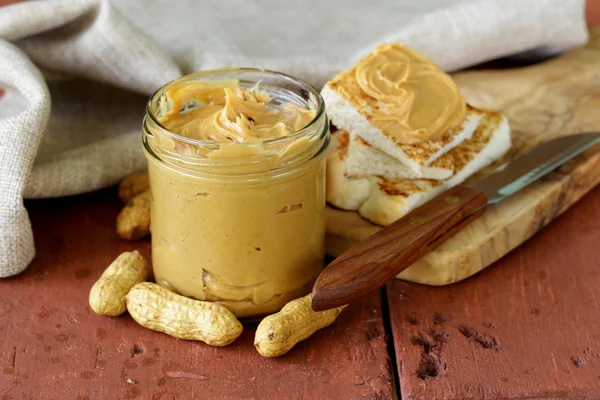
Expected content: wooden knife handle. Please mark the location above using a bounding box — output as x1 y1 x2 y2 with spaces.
311 184 488 311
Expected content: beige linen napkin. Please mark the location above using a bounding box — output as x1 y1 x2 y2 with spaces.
0 0 588 277
0 0 181 277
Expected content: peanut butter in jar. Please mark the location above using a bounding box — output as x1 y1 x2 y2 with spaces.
143 69 329 319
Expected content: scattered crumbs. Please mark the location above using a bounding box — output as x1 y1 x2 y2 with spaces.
254 247 262 252
418 352 445 381
411 333 434 350
70 318 78 324
126 378 137 384
531 308 541 316
458 325 502 351
571 356 585 368
411 329 449 380
430 329 450 344
131 344 145 356
406 313 422 325
474 334 502 350
458 325 477 339
433 313 451 325
484 321 495 328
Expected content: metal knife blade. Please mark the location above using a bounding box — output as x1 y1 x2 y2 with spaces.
311 132 600 312
471 133 600 204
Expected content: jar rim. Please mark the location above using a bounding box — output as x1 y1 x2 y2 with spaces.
145 67 326 149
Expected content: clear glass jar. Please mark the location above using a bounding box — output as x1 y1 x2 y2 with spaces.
143 69 329 319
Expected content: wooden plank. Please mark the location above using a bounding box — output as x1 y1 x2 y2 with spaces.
0 189 394 400
387 185 600 400
324 28 600 286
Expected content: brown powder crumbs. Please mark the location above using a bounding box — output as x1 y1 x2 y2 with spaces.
458 325 477 338
433 313 451 325
418 352 446 381
458 325 502 351
406 313 422 325
411 334 434 350
411 329 449 380
430 329 450 344
474 334 502 350
571 356 585 367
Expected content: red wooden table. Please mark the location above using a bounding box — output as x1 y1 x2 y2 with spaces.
3 0 600 395
1 189 393 400
1 184 599 399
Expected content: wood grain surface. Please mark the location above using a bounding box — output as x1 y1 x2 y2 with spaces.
388 185 600 400
313 184 487 311
325 28 600 286
0 189 393 400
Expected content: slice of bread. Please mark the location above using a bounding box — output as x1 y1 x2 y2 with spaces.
325 130 372 211
345 132 454 180
322 83 483 173
326 111 511 226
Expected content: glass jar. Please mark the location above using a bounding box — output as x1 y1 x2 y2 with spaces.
143 69 329 319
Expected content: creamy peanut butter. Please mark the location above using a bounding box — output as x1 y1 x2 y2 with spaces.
329 43 466 144
144 73 328 319
158 79 315 143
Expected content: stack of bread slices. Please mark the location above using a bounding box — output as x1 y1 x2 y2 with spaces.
322 44 512 226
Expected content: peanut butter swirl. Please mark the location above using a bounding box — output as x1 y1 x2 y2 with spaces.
344 43 466 144
158 79 315 143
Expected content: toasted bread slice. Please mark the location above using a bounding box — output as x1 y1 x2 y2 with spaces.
325 130 372 211
326 111 511 226
322 83 483 173
345 132 454 180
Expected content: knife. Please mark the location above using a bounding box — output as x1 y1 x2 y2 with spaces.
311 133 600 311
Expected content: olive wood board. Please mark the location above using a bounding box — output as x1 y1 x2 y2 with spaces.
325 28 600 285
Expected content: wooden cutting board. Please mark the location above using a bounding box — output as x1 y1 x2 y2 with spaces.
325 28 600 285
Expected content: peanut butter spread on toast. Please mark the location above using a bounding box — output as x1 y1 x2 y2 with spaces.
328 43 466 144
